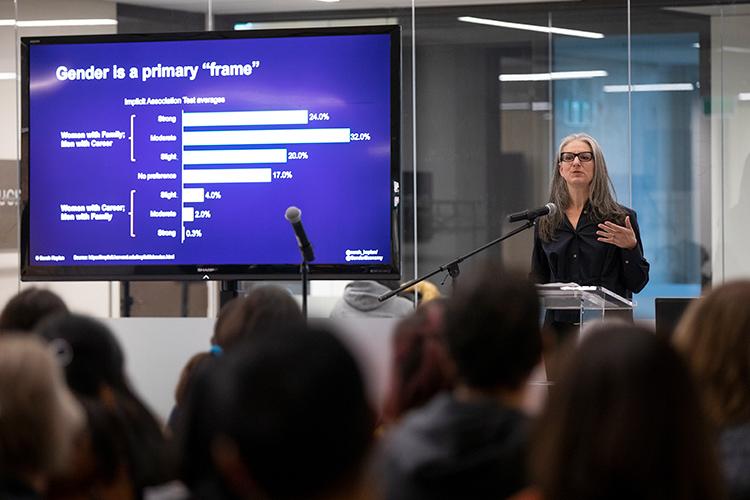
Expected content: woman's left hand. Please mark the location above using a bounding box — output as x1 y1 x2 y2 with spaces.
597 216 637 250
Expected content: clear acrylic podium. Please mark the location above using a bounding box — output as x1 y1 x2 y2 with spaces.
536 283 634 328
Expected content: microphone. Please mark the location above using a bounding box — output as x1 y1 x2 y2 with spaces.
284 206 315 262
507 202 557 223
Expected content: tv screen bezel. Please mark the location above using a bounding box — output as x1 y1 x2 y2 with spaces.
19 25 402 282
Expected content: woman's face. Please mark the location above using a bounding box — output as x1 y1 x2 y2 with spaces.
558 139 595 189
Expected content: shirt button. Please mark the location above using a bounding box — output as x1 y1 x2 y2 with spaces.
573 254 577 258
625 260 630 264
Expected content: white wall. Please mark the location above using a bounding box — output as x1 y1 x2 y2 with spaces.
106 317 397 422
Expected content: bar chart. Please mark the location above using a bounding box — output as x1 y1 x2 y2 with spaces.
179 109 362 242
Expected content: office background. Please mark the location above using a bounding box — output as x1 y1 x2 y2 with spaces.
0 0 748 320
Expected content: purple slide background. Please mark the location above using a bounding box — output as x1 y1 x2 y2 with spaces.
28 33 393 266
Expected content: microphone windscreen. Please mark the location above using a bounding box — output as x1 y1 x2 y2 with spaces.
285 206 301 223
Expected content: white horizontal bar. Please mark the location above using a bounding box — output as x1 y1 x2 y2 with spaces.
458 16 604 39
183 148 287 165
739 93 750 101
183 187 205 203
183 168 272 184
1 18 118 27
499 70 608 82
183 207 195 222
183 110 308 127
603 83 694 93
184 128 351 146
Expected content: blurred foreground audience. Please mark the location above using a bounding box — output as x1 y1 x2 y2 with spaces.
211 285 304 351
379 262 542 500
168 284 304 432
674 280 750 500
528 323 723 500
0 287 67 333
37 314 173 499
0 335 84 499
381 298 455 427
178 324 375 500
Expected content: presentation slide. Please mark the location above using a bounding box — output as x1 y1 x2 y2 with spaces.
27 31 396 270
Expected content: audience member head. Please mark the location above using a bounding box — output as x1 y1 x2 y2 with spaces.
37 313 127 398
443 261 541 393
180 324 374 500
36 314 171 491
674 280 750 428
383 299 455 423
533 323 723 500
174 351 213 410
0 335 83 490
212 285 304 350
0 287 68 332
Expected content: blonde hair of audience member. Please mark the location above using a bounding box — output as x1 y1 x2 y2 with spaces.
674 280 750 428
0 335 84 492
401 280 442 303
530 323 723 500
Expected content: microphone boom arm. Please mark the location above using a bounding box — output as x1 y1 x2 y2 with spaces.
378 219 536 302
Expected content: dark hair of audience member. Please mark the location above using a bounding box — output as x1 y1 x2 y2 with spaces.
0 287 68 332
443 262 542 391
382 299 455 424
166 351 213 433
175 351 213 411
36 314 173 494
179 324 375 500
532 324 724 500
211 285 304 350
674 280 750 428
0 335 84 494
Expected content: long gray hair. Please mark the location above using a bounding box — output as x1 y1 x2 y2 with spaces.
538 133 626 241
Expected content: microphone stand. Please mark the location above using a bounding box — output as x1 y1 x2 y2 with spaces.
378 219 536 303
301 260 309 319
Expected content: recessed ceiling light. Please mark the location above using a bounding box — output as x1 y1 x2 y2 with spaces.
459 16 604 40
499 70 608 82
0 18 117 27
603 83 694 92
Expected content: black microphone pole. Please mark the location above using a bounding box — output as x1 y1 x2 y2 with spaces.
285 206 314 318
378 219 536 303
301 260 309 319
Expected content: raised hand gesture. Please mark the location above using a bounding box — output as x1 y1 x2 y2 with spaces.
597 216 637 250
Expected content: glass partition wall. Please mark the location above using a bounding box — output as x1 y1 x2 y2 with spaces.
412 0 723 319
0 0 18 311
3 0 747 318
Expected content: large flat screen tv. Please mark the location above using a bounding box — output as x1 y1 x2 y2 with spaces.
20 25 401 281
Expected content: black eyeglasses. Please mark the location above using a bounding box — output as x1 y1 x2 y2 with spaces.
560 152 594 163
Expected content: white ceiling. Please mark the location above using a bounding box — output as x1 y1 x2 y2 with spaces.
104 0 569 15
